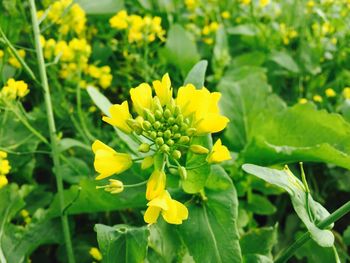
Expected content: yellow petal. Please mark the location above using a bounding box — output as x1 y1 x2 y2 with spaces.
144 206 161 224
207 139 231 163
147 191 169 210
0 175 8 189
195 114 229 134
92 140 132 180
146 170 166 200
130 83 153 115
162 198 188 225
102 101 132 133
175 84 197 117
153 73 172 106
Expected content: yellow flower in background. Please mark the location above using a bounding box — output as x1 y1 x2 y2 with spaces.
89 247 102 261
130 83 153 115
221 11 231 19
298 98 308 104
153 73 172 106
325 88 336 98
185 0 197 10
0 50 4 59
206 139 231 163
146 170 166 200
103 101 133 133
343 87 350 99
92 140 132 180
313 95 323 102
1 78 29 99
0 151 10 189
8 49 25 68
0 175 8 189
259 0 270 8
144 190 188 225
110 10 129 29
241 0 251 5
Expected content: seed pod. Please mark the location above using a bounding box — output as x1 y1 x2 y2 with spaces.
189 144 209 154
138 143 150 153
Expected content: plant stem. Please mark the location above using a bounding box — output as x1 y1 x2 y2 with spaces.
275 200 350 263
28 1 75 262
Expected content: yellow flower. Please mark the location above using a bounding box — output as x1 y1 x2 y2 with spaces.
8 49 25 68
99 74 112 89
203 38 214 45
130 83 153 115
144 190 188 225
185 0 197 10
0 175 8 189
92 140 132 180
0 50 4 59
102 101 133 133
110 10 129 30
325 88 336 98
221 11 231 19
313 95 323 102
298 98 308 104
153 73 172 106
89 247 102 261
206 139 231 163
343 87 350 99
141 156 154 170
241 0 251 5
259 0 270 7
209 22 219 32
1 78 29 99
146 170 166 200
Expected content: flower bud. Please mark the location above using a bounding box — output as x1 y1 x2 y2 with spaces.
153 121 161 130
176 114 183 125
155 110 163 119
160 144 170 153
179 136 190 144
181 123 188 131
164 130 172 139
138 143 150 153
144 109 155 123
186 128 197 136
172 150 181 159
100 179 124 194
189 144 209 154
157 131 163 137
150 131 157 139
173 105 180 116
173 133 181 139
167 139 174 146
142 121 151 130
141 156 154 170
155 137 164 145
168 117 175 124
178 166 187 180
163 109 172 119
172 124 179 132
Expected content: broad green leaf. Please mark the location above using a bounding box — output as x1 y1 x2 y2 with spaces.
95 224 149 263
48 177 146 217
58 138 90 152
86 86 140 155
59 157 92 184
243 104 350 170
162 24 200 76
182 136 211 194
231 51 266 68
295 238 339 263
218 66 285 151
343 226 350 246
184 60 208 88
240 226 278 258
179 166 242 262
243 254 273 263
242 164 334 247
76 0 124 14
269 51 300 74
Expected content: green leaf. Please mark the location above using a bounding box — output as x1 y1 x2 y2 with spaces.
182 136 211 194
48 178 146 217
227 24 258 36
242 164 334 247
295 238 339 263
243 254 273 263
95 224 149 263
269 51 300 73
184 60 208 88
86 86 140 155
58 138 90 152
240 226 278 258
76 0 124 14
162 24 200 76
245 194 276 215
243 104 350 170
179 166 242 262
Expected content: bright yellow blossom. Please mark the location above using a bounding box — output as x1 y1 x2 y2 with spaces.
146 170 166 200
110 10 129 30
89 247 102 261
153 73 172 106
0 50 4 59
130 83 153 115
8 49 25 68
103 101 133 133
0 151 10 189
1 78 29 99
144 190 188 225
298 98 308 104
0 176 8 189
259 0 270 8
313 95 323 102
325 88 336 98
343 87 350 99
221 11 231 19
241 0 251 5
92 140 132 180
206 139 231 163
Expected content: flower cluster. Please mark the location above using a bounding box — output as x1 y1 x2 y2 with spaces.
8 49 26 69
109 10 166 43
92 73 231 225
0 151 11 189
279 23 298 45
0 78 29 100
202 21 220 45
37 0 86 36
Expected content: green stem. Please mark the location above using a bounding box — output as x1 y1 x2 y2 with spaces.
28 1 75 263
275 200 350 263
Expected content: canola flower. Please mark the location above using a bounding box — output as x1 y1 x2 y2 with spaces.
279 23 298 45
0 78 29 100
93 73 231 225
8 49 26 69
109 10 166 43
0 151 11 189
202 21 220 45
89 247 102 261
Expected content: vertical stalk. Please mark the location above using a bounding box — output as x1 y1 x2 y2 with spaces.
28 1 75 262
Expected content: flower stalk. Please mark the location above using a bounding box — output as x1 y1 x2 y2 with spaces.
29 1 75 262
